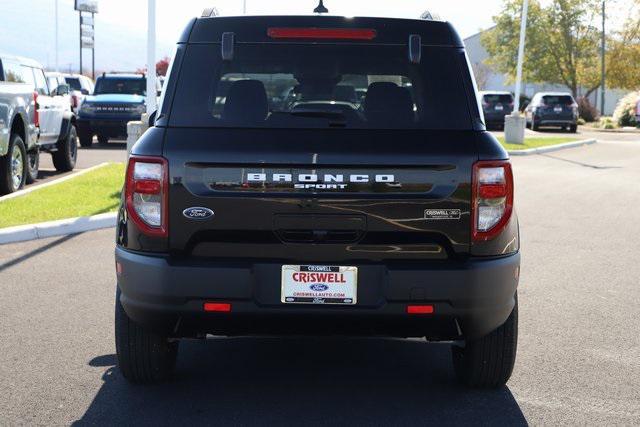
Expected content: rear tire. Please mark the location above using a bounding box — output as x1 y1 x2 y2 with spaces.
52 125 78 172
26 147 40 184
569 124 578 133
0 134 27 195
451 294 518 388
115 288 179 384
98 134 109 145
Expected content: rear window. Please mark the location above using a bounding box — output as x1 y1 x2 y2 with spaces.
483 94 513 104
94 78 146 95
169 43 473 130
542 95 574 105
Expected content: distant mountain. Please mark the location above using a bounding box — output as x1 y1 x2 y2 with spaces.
0 0 174 75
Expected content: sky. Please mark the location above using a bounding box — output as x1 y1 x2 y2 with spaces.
0 0 634 73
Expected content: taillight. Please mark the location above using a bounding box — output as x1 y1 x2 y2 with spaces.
472 160 514 241
267 27 377 40
125 156 168 237
33 92 39 127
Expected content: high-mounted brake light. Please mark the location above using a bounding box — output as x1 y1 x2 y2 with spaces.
407 305 434 315
125 156 168 237
204 302 232 312
267 27 377 40
472 160 514 241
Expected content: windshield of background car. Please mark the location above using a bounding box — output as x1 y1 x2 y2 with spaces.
483 94 513 104
65 77 82 91
169 43 473 130
94 78 146 95
542 95 574 105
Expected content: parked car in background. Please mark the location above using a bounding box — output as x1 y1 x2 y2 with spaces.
0 54 78 194
77 73 155 147
62 73 94 114
45 71 74 112
479 91 514 130
525 92 578 132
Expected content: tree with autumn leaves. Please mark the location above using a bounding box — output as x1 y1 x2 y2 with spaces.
481 0 640 103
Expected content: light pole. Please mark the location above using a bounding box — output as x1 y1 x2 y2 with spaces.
55 0 59 72
600 0 606 115
513 0 529 113
146 0 157 114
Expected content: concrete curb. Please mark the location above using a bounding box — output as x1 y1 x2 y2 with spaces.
0 212 117 245
508 138 597 156
0 162 110 202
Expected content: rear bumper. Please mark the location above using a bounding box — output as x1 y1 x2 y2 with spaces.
535 114 576 126
115 247 520 340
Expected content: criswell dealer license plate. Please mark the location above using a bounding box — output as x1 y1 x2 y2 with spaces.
281 265 358 305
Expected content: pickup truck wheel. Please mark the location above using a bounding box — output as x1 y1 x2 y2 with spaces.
451 294 518 388
52 125 78 172
26 148 40 184
0 134 27 195
115 288 179 384
569 124 578 133
98 135 109 145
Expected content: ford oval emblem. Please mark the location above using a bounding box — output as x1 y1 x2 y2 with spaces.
182 207 214 220
310 284 329 292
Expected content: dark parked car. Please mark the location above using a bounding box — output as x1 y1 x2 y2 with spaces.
115 13 520 388
525 92 578 132
479 91 514 130
76 73 152 146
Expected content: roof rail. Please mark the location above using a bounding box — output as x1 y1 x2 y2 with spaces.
202 7 219 17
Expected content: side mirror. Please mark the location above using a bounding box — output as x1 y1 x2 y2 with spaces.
56 84 70 96
81 88 89 95
148 110 157 127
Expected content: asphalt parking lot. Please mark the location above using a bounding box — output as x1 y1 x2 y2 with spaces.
1 137 639 425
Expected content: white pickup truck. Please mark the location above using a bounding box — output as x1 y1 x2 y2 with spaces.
0 53 78 195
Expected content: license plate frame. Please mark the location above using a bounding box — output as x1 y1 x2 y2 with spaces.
281 265 358 305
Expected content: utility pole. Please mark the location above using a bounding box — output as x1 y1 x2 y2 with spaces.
146 0 157 114
600 0 606 115
513 0 529 113
55 0 59 72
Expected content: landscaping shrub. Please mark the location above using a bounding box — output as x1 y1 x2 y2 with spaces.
613 91 639 127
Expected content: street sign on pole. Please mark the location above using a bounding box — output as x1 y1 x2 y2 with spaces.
75 0 99 13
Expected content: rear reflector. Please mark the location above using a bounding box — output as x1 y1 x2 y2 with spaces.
267 27 377 40
407 305 434 315
203 302 232 312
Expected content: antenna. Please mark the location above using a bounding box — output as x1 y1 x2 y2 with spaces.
314 0 328 14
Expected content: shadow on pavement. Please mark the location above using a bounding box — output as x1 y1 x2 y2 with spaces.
540 153 622 170
75 337 526 426
80 141 127 151
0 233 80 272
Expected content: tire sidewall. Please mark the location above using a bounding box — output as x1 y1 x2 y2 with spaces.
2 134 27 193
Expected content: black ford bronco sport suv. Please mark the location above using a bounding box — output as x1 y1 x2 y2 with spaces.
115 13 520 388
